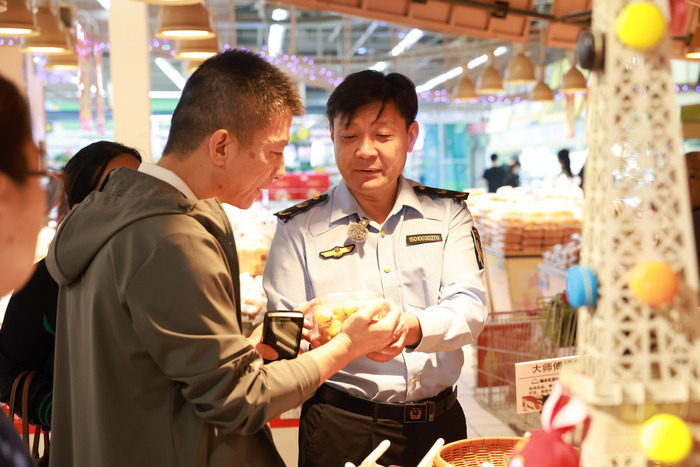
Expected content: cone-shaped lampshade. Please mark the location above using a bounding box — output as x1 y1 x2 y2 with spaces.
132 0 201 4
560 65 587 93
175 34 219 59
476 64 504 95
454 74 477 101
504 52 536 84
530 80 554 102
20 5 70 54
0 0 39 37
155 3 215 40
44 33 78 71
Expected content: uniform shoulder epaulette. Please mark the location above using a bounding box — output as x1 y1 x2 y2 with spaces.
413 185 469 200
274 194 328 222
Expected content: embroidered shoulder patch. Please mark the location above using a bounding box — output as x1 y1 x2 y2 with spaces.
274 194 328 222
413 185 469 200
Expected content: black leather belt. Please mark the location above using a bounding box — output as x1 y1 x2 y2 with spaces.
313 384 458 424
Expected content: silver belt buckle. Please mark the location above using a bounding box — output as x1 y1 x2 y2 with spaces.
403 401 435 423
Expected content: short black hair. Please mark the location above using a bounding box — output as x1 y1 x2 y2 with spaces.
0 74 32 184
490 154 498 162
163 49 305 157
326 70 417 130
63 141 142 207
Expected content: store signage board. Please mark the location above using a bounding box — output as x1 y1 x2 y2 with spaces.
514 355 579 414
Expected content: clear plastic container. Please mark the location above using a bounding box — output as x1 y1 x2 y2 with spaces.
309 291 378 345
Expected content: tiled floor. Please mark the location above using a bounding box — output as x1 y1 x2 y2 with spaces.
271 347 518 467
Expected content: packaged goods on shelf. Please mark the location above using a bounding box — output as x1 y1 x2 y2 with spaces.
542 233 582 270
222 203 277 277
222 203 277 326
468 187 583 255
240 272 267 326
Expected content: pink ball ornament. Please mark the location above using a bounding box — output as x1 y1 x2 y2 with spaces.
508 431 579 467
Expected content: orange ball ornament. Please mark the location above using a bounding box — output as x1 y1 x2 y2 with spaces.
629 261 679 306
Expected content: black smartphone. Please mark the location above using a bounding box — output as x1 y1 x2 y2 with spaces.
262 311 304 360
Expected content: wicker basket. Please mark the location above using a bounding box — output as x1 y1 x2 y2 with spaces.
433 437 522 467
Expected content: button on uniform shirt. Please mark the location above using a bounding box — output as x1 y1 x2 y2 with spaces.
263 175 489 403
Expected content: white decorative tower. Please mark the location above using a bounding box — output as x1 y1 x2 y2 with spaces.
564 0 700 465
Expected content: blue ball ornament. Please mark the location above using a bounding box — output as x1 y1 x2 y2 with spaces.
566 265 598 308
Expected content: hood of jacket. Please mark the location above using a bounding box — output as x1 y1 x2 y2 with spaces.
46 167 233 286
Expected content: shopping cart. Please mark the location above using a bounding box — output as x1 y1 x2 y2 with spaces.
473 296 577 435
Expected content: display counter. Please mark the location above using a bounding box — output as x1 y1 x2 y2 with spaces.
483 246 545 312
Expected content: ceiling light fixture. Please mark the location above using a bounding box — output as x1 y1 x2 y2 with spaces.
20 2 70 54
686 28 700 59
529 27 553 102
155 2 215 40
504 47 536 85
0 0 39 37
155 56 187 90
175 33 219 59
391 28 424 57
0 0 6 13
454 71 477 101
44 32 78 71
476 51 504 95
415 66 462 93
560 55 587 94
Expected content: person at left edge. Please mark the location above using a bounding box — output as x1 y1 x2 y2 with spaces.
0 73 45 467
0 141 142 431
263 69 490 467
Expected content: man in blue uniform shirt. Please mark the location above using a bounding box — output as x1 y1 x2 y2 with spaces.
263 70 489 467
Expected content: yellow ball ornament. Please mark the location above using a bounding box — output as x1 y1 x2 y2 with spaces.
616 2 667 51
629 261 678 306
640 414 693 464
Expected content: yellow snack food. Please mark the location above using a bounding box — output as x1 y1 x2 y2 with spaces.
311 291 378 345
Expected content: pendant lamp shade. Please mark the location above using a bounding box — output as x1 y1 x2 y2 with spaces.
21 5 70 54
44 33 77 71
0 0 7 13
175 33 219 59
504 51 536 85
531 80 554 102
530 65 553 102
0 0 38 37
560 65 587 93
454 74 477 101
476 65 504 95
155 3 215 40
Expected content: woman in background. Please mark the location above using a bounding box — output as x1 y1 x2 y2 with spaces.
0 73 43 466
554 149 581 190
0 141 141 430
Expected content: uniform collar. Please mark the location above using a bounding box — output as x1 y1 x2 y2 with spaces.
329 175 423 225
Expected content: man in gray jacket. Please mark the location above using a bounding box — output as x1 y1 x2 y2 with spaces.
46 49 403 467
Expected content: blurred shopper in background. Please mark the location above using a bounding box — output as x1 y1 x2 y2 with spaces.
0 141 142 432
45 50 401 467
502 159 521 187
482 153 505 193
554 149 581 190
264 69 489 467
0 73 44 467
